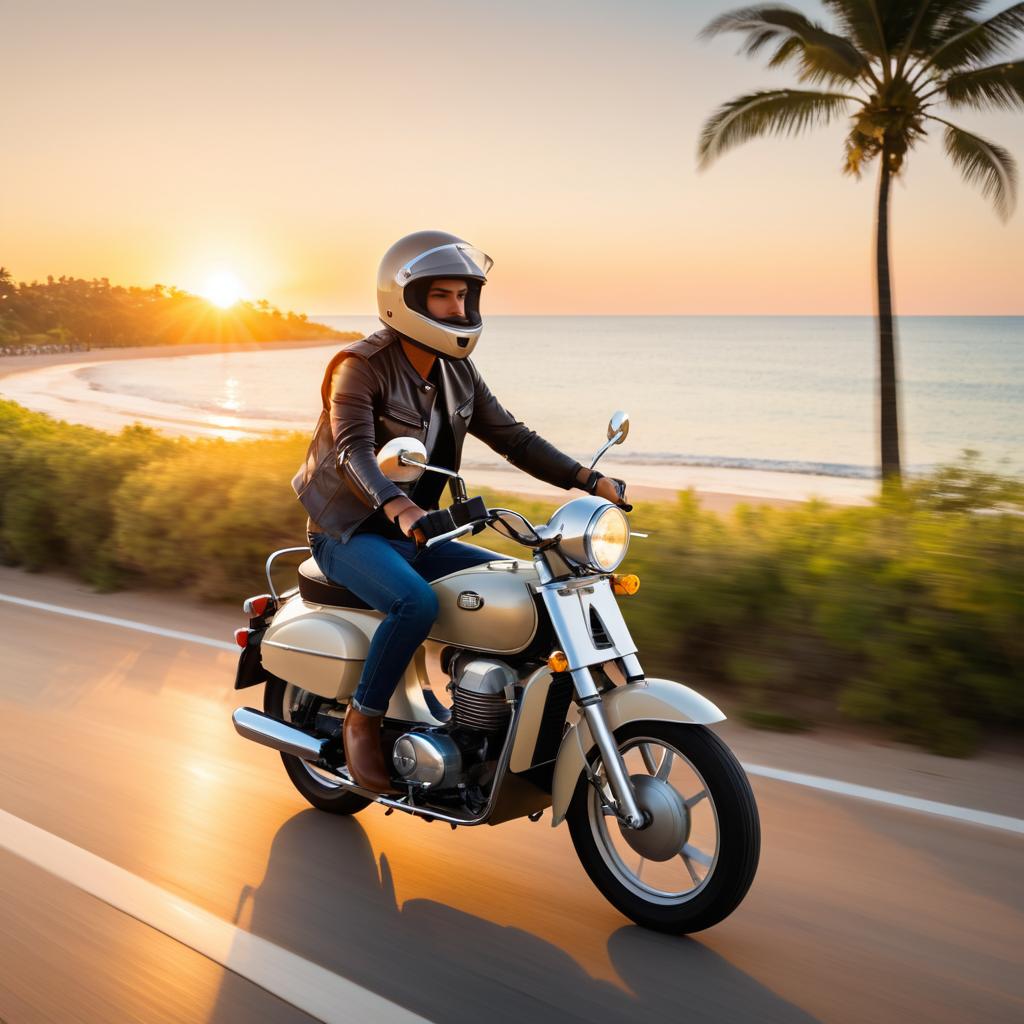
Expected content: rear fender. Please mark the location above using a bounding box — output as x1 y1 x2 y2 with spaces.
550 678 724 826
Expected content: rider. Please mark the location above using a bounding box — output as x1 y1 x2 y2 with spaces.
298 230 629 792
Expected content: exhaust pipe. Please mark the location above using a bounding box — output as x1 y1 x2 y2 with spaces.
232 707 327 762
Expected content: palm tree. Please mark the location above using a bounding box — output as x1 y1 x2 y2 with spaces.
698 1 1022 482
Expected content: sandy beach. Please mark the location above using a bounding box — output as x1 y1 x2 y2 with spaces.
0 341 875 514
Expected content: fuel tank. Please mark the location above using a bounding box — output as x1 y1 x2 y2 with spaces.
429 559 539 654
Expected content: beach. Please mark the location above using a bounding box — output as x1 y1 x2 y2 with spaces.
0 340 853 513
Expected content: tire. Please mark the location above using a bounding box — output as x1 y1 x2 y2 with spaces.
566 721 759 934
263 677 372 816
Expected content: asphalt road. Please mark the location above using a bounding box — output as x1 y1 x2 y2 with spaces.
1 568 1021 1023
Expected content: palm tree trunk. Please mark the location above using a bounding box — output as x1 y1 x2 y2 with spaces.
875 143 902 482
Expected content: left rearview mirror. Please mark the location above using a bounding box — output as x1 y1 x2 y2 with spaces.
377 436 427 482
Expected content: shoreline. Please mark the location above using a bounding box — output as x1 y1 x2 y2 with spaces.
0 340 876 513
0 337 343 383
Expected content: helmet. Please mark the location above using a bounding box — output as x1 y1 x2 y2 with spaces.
377 230 493 360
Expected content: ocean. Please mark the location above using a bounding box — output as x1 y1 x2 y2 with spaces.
3 316 1021 502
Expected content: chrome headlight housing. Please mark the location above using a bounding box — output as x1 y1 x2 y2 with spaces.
547 496 630 573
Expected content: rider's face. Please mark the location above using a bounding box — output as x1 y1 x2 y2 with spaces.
426 279 469 324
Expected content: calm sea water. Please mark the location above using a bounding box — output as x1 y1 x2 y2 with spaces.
7 316 1022 491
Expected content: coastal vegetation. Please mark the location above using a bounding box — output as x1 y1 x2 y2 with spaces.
0 268 349 352
698 0 1024 481
1 397 1019 757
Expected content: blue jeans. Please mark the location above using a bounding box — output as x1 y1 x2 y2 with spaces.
308 531 496 715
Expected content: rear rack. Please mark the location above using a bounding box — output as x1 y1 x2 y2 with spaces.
265 546 311 601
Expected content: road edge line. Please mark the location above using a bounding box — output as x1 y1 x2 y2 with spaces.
0 809 429 1024
743 763 1024 835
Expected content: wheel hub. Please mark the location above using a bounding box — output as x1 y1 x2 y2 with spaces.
618 773 690 862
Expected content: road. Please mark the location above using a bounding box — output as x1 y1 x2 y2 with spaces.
1 566 1022 1023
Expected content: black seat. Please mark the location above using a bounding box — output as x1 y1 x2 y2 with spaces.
297 558 373 610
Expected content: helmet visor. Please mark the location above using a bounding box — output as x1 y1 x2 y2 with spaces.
396 243 493 286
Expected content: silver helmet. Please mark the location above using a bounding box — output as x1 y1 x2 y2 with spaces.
376 230 493 360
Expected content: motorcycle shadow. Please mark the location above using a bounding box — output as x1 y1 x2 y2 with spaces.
207 809 819 1024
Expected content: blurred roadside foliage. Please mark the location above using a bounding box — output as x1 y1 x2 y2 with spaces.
1 399 1020 756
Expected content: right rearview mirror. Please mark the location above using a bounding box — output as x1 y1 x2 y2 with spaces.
377 437 427 482
607 410 630 444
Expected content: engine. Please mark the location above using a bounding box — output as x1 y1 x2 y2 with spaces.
391 655 517 791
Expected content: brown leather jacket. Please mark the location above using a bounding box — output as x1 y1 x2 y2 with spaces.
293 327 583 541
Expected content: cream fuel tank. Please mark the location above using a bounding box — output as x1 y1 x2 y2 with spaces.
232 412 762 935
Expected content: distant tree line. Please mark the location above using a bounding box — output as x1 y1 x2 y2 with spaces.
0 267 349 354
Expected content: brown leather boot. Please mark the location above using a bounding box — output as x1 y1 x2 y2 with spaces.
343 707 399 793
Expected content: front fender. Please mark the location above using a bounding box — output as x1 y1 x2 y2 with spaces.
549 678 724 826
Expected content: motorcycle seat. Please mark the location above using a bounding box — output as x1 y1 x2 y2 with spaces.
297 558 373 611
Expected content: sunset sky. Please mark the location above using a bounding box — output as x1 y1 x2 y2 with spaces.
3 0 1022 315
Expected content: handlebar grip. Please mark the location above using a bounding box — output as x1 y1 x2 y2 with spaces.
449 495 488 528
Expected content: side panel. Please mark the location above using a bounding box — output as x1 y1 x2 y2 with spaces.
260 596 378 699
508 666 553 772
549 678 725 826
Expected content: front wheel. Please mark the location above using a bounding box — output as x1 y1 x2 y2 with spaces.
566 722 759 934
263 677 371 816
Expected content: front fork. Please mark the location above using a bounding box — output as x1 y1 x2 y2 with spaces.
572 664 646 830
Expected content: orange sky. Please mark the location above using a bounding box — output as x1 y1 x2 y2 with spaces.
2 1 1021 315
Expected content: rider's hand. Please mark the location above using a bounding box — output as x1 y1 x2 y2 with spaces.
595 475 629 507
383 497 429 543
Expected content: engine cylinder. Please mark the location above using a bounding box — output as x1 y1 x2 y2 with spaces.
451 657 516 734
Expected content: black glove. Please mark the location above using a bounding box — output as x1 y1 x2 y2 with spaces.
411 508 457 546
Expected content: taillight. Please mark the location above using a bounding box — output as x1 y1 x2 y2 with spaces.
234 628 250 648
243 594 273 617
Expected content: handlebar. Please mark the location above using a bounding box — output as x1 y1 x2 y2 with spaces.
424 521 481 549
415 492 633 552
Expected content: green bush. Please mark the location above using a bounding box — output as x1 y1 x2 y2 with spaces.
1 396 1020 756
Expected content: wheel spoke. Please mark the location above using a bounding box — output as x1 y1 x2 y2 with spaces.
639 743 659 774
682 842 712 867
680 852 701 885
656 750 675 780
685 789 708 809
637 856 646 879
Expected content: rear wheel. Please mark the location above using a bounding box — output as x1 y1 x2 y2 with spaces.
263 677 371 815
566 722 759 934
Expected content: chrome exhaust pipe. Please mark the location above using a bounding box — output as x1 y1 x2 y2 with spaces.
232 707 327 762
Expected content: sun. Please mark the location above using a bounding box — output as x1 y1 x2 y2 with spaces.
202 270 247 308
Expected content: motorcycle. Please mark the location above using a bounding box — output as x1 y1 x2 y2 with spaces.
232 412 760 933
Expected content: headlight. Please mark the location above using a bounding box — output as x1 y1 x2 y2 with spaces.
585 504 630 572
546 496 631 572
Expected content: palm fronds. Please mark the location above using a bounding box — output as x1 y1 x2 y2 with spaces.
701 5 872 83
698 88 856 167
941 60 1024 110
923 3 1024 72
935 118 1019 218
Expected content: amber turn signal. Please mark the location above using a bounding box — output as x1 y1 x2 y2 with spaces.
548 650 569 673
611 573 640 596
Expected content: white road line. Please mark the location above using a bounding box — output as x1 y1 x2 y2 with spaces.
4 590 1023 837
0 809 429 1024
743 764 1024 836
0 592 236 651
